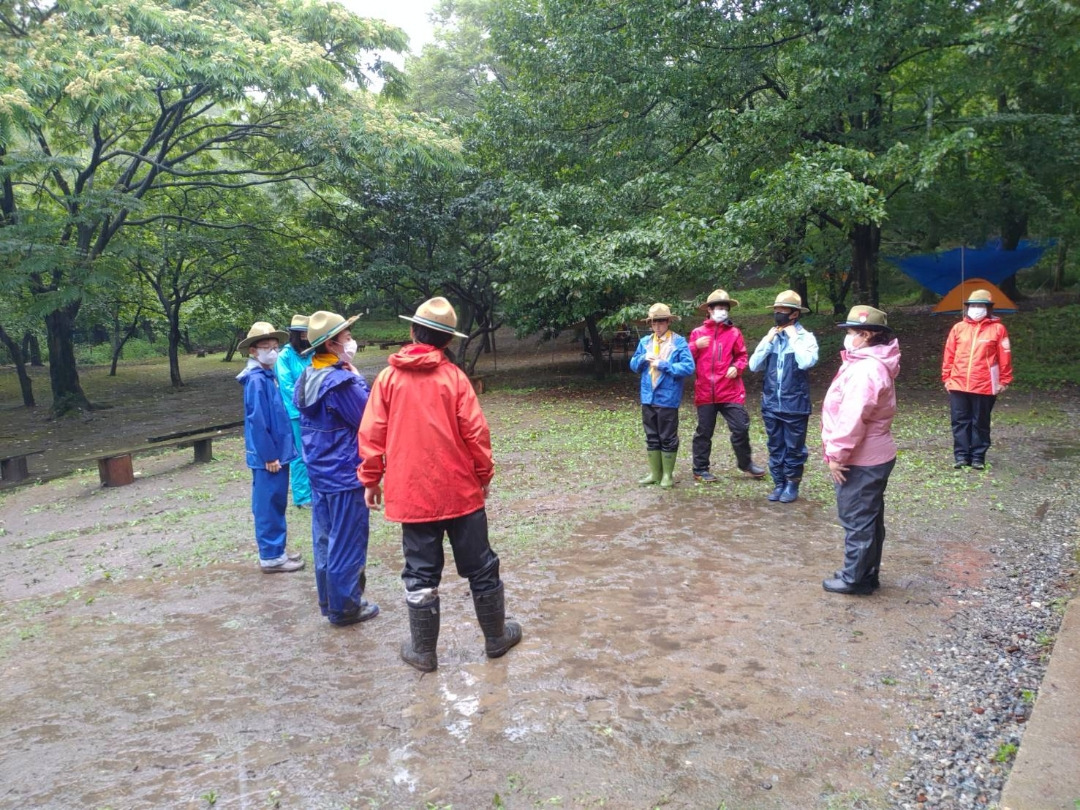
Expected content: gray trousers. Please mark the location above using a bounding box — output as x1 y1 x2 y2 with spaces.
835 458 896 585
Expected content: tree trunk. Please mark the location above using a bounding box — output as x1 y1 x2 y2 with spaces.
998 213 1028 300
1053 239 1067 292
0 323 35 407
223 329 244 362
791 276 810 313
22 331 43 366
167 306 183 388
584 314 606 380
850 223 881 307
44 301 91 414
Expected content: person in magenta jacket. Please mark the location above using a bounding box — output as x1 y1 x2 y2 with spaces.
820 306 900 595
688 288 766 482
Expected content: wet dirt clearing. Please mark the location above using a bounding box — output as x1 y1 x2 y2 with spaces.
1 357 1077 809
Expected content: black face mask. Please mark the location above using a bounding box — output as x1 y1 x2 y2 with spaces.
774 311 793 327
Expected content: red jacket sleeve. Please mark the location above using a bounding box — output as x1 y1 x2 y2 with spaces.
996 324 1013 387
732 330 748 373
941 325 958 386
357 369 390 487
456 377 494 486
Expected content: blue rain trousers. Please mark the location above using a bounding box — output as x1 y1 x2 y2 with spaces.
761 410 810 485
288 418 313 507
252 466 290 562
312 487 370 624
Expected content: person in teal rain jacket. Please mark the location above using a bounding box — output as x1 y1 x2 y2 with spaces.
275 314 313 509
629 303 696 489
236 321 304 573
748 290 820 504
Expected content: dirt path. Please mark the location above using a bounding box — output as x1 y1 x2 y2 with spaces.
1 347 1077 809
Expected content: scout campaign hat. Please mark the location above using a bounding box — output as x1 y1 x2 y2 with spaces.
288 314 310 331
238 321 289 351
698 288 739 311
836 305 892 332
304 310 360 355
771 290 810 313
963 289 994 306
645 303 679 322
398 297 469 339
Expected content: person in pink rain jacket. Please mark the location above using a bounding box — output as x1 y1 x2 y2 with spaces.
820 306 900 596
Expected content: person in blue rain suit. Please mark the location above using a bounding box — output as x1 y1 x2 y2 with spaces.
748 290 820 504
294 310 379 626
629 303 696 489
275 314 313 509
236 321 304 573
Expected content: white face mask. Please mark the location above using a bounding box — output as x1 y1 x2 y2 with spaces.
338 338 358 361
710 308 729 323
255 347 279 366
843 333 859 352
967 306 988 321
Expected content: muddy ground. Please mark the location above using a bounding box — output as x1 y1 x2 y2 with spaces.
0 333 1077 810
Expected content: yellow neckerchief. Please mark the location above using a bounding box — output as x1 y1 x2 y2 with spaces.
650 330 671 387
312 351 338 370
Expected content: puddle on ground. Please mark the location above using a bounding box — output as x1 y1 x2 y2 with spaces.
2 499 963 809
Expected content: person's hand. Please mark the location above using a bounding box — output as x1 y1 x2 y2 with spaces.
828 459 848 485
265 460 281 473
647 355 660 367
725 366 737 379
695 336 710 350
998 385 1008 394
364 484 382 509
762 327 779 344
343 361 360 376
482 483 490 499
782 323 798 339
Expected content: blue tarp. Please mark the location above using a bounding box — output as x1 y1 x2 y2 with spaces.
887 239 1050 296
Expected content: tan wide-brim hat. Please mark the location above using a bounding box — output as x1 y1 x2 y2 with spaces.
398 296 469 339
644 302 679 323
304 310 360 355
836 305 892 332
771 290 810 313
963 289 994 306
289 314 310 331
238 321 289 351
698 288 739 312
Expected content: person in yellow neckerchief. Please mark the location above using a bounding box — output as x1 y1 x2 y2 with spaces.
629 303 696 488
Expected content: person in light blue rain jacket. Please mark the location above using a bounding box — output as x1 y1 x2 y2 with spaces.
236 321 304 573
629 303 696 489
294 310 379 627
748 290 819 504
275 314 313 508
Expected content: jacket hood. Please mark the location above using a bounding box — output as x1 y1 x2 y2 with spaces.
296 363 356 412
236 357 262 382
843 338 900 378
388 343 446 371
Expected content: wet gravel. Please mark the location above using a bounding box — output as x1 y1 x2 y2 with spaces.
889 457 1079 809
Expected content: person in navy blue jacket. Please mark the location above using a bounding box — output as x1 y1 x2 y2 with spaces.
629 303 696 488
294 311 379 627
748 290 820 503
236 322 304 573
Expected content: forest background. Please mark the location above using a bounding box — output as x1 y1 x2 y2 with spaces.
2 0 1078 415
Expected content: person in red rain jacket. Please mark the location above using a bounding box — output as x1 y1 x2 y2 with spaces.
941 288 1014 470
688 288 767 482
358 297 522 674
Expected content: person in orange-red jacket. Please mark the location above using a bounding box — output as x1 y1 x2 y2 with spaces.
941 288 1013 470
358 297 522 673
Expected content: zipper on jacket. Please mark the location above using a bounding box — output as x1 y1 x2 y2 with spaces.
964 320 986 390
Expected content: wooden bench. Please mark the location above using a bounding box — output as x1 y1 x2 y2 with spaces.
69 425 242 488
378 339 410 350
0 448 44 484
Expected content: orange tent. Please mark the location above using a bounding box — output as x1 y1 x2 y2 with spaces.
932 278 1018 315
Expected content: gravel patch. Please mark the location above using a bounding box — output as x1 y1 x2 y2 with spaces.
889 450 1079 809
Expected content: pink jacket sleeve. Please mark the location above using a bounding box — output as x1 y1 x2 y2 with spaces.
823 364 886 464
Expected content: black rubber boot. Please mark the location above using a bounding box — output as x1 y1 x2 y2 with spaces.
401 598 440 673
472 584 522 659
767 480 785 501
778 478 800 503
